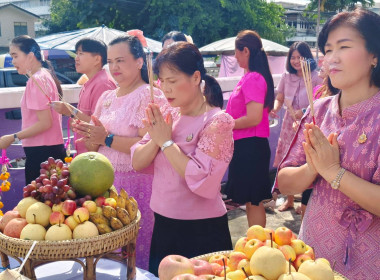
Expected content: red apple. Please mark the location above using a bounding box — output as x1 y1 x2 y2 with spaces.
279 245 296 262
0 210 21 232
4 218 28 238
210 263 223 276
234 237 248 252
228 251 248 270
244 239 264 258
209 254 228 266
190 259 213 276
158 255 195 280
104 198 117 208
294 254 312 270
274 227 293 246
49 211 65 225
95 196 106 207
73 207 90 223
304 245 315 260
62 200 77 216
64 215 79 230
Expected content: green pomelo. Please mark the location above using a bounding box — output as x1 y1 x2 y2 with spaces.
69 152 114 198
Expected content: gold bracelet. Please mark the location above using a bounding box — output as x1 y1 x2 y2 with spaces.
330 167 346 190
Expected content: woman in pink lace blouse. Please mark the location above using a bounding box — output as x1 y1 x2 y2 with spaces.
131 42 234 275
277 9 380 280
73 35 168 270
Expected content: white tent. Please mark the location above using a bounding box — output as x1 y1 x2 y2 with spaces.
36 25 162 53
199 37 289 56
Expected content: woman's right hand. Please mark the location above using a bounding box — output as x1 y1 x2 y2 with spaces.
302 123 318 176
50 101 72 116
269 109 279 118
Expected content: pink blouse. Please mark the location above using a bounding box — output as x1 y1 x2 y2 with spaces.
21 69 63 147
225 72 269 140
278 92 380 280
93 85 168 173
131 108 235 220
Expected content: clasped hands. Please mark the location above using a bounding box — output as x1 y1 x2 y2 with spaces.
302 122 341 183
143 103 173 148
72 116 107 147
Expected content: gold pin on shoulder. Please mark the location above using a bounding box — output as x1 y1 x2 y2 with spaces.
186 133 193 142
358 132 367 144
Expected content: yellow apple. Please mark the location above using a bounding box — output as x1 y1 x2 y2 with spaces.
247 225 267 241
234 237 248 252
220 266 231 277
291 239 307 255
237 259 251 276
243 239 264 259
304 245 315 260
294 254 312 270
264 227 275 240
264 239 278 249
226 270 246 280
279 245 296 262
209 254 228 267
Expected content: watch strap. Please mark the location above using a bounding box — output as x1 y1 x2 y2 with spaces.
13 133 20 143
161 140 174 152
105 134 114 148
330 167 346 190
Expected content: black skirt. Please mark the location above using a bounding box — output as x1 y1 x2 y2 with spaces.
24 144 66 184
225 137 272 205
149 213 232 276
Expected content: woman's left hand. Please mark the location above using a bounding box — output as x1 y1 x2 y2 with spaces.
0 135 14 149
73 117 108 146
144 103 172 147
303 123 341 182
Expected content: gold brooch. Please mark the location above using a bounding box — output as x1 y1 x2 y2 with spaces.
186 133 193 142
358 132 367 144
103 99 112 108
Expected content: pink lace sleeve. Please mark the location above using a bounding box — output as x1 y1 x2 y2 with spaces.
184 112 234 199
198 112 235 163
92 90 110 118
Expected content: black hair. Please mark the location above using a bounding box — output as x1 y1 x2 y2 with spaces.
318 8 380 88
109 35 149 84
235 30 275 110
75 38 108 66
11 35 62 96
161 31 187 47
154 42 223 108
286 41 317 74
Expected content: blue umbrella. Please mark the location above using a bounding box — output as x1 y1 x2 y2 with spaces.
0 54 14 68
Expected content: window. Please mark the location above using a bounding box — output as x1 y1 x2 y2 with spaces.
14 22 27 37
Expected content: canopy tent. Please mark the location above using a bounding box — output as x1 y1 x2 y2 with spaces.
36 25 162 53
199 37 289 56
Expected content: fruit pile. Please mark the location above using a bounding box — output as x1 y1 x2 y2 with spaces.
158 225 341 280
0 153 139 241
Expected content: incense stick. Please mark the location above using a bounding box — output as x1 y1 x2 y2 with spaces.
146 52 155 103
300 58 316 124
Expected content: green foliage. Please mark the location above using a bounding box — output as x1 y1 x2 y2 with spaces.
45 0 291 46
307 0 374 12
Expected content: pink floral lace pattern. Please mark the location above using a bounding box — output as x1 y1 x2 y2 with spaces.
198 112 234 163
93 85 168 173
279 92 380 280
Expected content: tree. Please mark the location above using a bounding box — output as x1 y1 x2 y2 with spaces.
307 0 374 12
45 0 292 46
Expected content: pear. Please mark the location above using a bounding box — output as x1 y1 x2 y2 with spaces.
73 221 99 239
250 246 286 280
244 276 267 280
298 259 334 280
20 223 46 240
45 223 72 241
278 272 312 280
17 197 39 218
25 202 52 227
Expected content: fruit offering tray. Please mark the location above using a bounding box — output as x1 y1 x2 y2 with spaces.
191 251 349 280
0 211 140 280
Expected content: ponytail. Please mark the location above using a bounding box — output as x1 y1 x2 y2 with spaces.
42 60 63 98
203 74 223 108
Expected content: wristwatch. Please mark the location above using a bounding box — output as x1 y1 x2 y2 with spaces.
13 133 20 143
105 134 114 148
161 140 174 152
70 107 79 118
330 167 346 190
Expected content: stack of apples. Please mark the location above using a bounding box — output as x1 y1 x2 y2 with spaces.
0 187 138 241
158 226 339 280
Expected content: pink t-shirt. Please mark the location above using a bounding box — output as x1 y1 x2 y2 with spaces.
131 108 235 220
21 69 63 147
75 69 116 154
225 72 269 140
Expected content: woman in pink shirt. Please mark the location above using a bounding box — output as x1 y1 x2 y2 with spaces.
225 30 275 227
277 9 380 279
131 42 234 275
0 36 65 184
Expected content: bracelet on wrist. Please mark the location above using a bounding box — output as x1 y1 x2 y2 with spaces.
161 140 174 152
330 167 346 190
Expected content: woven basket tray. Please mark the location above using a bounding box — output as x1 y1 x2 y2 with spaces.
0 211 140 260
192 250 349 280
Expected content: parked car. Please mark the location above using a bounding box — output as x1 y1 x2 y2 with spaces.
0 68 75 88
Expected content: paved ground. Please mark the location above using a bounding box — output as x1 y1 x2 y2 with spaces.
227 196 302 246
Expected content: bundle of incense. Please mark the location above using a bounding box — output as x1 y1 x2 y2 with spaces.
26 70 78 120
300 58 316 124
146 52 155 103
